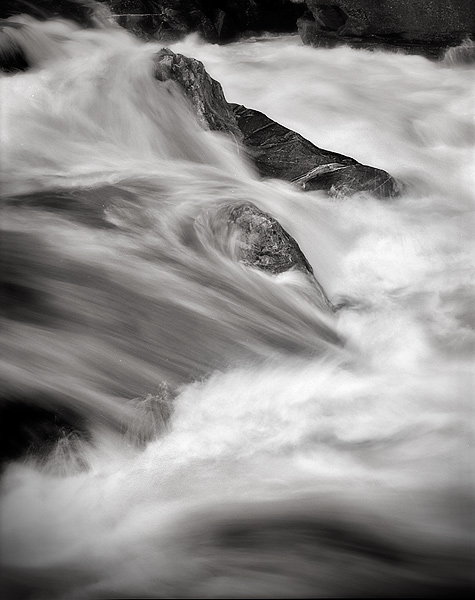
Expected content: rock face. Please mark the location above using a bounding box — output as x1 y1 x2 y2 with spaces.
99 1 306 42
232 104 399 198
299 0 475 59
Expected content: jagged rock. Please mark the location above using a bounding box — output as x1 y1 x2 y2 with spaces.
299 0 475 59
227 202 333 308
152 49 398 198
154 48 243 142
232 104 399 198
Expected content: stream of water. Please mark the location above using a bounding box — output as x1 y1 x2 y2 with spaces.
1 15 474 598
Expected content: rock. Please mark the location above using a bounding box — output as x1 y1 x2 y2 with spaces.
231 104 399 198
299 1 475 59
0 396 90 470
229 203 314 276
153 48 243 142
99 1 306 42
152 49 398 198
103 1 218 42
227 202 334 308
151 49 334 301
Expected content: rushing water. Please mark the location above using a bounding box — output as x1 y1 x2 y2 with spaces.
1 15 474 599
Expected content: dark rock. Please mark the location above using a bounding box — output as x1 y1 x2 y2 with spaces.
299 1 475 59
232 104 399 198
151 49 398 198
227 202 334 308
153 48 243 142
229 203 314 276
99 1 306 42
104 1 218 42
151 49 334 300
0 396 90 470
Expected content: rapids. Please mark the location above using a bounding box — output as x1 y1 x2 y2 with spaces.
0 16 474 599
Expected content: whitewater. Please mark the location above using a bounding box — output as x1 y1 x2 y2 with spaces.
0 16 474 598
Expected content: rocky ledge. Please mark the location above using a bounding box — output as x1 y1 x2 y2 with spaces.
298 0 475 60
232 104 399 198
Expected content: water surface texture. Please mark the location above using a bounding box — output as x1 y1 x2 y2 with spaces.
1 19 474 599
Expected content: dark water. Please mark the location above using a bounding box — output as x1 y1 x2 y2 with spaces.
0 16 474 599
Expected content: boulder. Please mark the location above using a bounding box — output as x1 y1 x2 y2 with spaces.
227 202 334 309
232 104 399 198
153 48 243 142
299 0 475 59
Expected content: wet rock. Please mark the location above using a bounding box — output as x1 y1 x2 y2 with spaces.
232 104 399 198
228 202 333 308
0 396 90 470
152 49 398 198
154 48 243 142
99 1 306 42
229 203 314 276
299 1 475 59
104 0 218 42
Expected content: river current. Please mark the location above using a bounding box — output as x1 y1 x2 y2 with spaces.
0 16 474 599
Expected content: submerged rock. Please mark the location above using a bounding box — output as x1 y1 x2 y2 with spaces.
299 0 475 59
0 397 90 471
227 202 334 309
232 104 399 198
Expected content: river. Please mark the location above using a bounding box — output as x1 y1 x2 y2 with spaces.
1 16 474 598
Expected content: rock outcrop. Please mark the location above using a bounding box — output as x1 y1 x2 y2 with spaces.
232 104 399 198
153 49 399 198
298 0 475 59
154 48 243 142
100 1 306 42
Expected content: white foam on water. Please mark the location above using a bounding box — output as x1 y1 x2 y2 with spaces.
0 18 474 599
